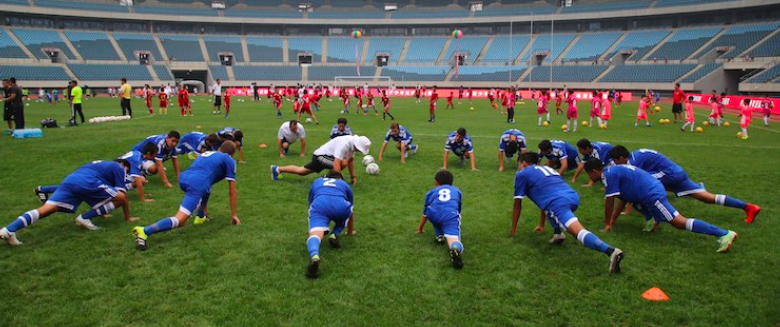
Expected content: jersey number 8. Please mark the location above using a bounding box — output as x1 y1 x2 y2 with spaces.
438 189 451 202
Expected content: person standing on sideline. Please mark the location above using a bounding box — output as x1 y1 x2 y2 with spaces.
212 79 223 115
2 78 24 130
69 80 85 125
672 83 685 123
120 78 132 117
3 79 14 134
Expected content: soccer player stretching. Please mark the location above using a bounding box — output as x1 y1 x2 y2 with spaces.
305 171 356 278
417 170 465 270
512 153 624 273
538 139 579 176
1 160 136 245
271 135 372 185
443 128 477 171
378 122 418 164
570 139 613 187
584 159 738 253
498 129 527 172
132 142 240 251
132 131 181 188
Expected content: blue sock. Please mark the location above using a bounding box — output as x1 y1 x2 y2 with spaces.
7 210 40 233
546 214 563 234
80 202 116 220
307 236 321 258
686 219 728 237
450 241 464 252
196 208 205 218
577 230 611 254
716 194 747 210
40 185 58 194
144 217 178 236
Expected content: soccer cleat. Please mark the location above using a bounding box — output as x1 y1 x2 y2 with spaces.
0 227 22 246
744 204 761 223
193 215 211 225
410 144 418 155
741 136 749 140
34 186 48 204
306 255 320 279
133 226 148 251
716 231 737 253
270 165 280 181
327 233 340 249
642 219 656 232
435 235 445 244
548 233 566 245
75 216 100 231
450 248 464 270
609 248 624 273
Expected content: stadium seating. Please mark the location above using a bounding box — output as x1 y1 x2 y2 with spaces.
153 65 174 81
158 35 203 61
69 64 153 81
480 36 531 64
35 0 128 13
0 29 29 59
600 64 696 83
649 27 721 60
0 65 70 81
560 0 650 13
679 63 720 83
4 0 30 5
113 33 163 61
444 37 489 65
521 34 577 62
654 0 740 8
287 37 323 63
748 32 780 58
561 33 622 62
453 66 527 82
392 10 469 19
404 37 447 63
224 9 303 19
473 5 557 17
695 24 780 59
364 37 406 65
308 66 377 81
64 31 120 61
326 37 364 63
524 65 609 82
381 66 451 81
746 64 780 83
329 0 368 7
203 36 244 63
134 5 217 17
603 30 670 61
12 29 76 60
232 66 302 81
309 11 385 19
209 65 228 81
246 37 284 62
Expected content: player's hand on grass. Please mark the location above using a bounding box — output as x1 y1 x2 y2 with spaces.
239 160 246 164
498 167 504 172
600 224 612 233
126 217 140 223
472 168 479 171
279 153 286 158
533 225 544 233
231 216 242 225
163 182 173 188
350 176 357 185
581 183 592 188
142 198 155 202
378 156 384 162
571 177 577 183
299 153 305 157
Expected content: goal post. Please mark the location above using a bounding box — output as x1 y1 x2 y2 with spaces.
334 76 394 88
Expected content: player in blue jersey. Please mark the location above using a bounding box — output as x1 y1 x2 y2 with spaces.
537 139 579 176
132 131 181 188
305 171 355 278
609 146 761 224
571 139 614 187
416 169 465 269
378 122 418 164
498 129 527 172
132 142 240 251
117 143 159 202
216 127 245 163
1 160 137 245
584 159 738 253
176 132 220 159
443 128 477 171
512 153 624 273
329 117 353 139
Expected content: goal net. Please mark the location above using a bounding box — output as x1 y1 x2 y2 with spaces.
334 76 394 88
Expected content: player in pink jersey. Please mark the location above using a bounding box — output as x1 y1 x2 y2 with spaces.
446 92 455 110
681 96 696 132
709 97 721 126
590 91 601 127
600 95 612 128
760 95 773 126
635 96 651 127
537 91 550 126
738 98 752 140
565 92 578 132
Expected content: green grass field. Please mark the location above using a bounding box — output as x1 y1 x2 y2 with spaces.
0 95 777 326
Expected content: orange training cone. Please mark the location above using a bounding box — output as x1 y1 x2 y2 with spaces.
642 287 670 301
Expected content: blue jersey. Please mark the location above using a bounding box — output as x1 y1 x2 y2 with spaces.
444 132 474 154
424 185 462 219
384 125 413 144
499 129 527 152
180 151 236 191
308 177 354 206
582 142 614 166
64 161 127 192
514 165 578 211
177 132 210 155
133 134 177 162
118 150 144 178
329 125 353 139
602 165 666 204
217 127 243 147
628 149 685 180
543 140 577 162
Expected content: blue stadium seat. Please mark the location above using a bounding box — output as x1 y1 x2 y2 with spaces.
364 37 406 65
695 24 780 59
380 66 451 82
562 33 622 62
35 0 128 13
444 37 489 65
12 28 76 60
310 11 385 19
246 37 284 62
288 37 323 63
603 30 670 61
4 0 30 5
392 10 468 19
69 64 153 81
560 0 649 13
404 37 447 63
64 31 120 61
203 36 244 63
113 33 163 61
655 0 739 8
308 66 377 81
747 32 780 58
600 64 696 83
0 29 29 59
521 34 577 62
134 5 216 16
680 63 720 83
480 36 531 64
649 27 721 60
224 9 303 18
524 65 609 82
0 65 69 81
209 65 228 81
159 35 204 61
454 66 527 82
746 64 780 83
232 66 302 81
326 37 364 63
474 5 557 17
153 65 174 81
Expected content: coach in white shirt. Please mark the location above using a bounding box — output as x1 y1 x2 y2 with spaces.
271 135 371 185
278 120 306 158
211 79 222 115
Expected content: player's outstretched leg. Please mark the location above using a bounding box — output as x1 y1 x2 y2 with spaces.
133 211 189 251
690 192 761 223
567 221 623 273
1 204 60 246
668 215 737 253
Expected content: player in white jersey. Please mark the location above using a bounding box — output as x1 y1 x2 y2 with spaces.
277 120 306 158
271 135 371 185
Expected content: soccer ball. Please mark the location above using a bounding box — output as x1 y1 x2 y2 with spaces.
702 121 710 126
470 107 474 111
305 118 312 123
659 119 665 124
366 163 380 175
542 121 550 127
654 106 661 112
695 127 704 133
561 124 568 131
598 124 606 129
581 121 588 126
362 155 375 166
723 121 731 127
736 132 743 138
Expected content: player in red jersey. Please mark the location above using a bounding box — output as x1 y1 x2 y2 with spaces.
340 88 350 114
143 84 154 115
761 95 773 126
489 88 497 110
555 92 563 115
458 86 464 105
223 92 231 119
738 98 752 140
381 90 395 121
537 91 550 126
672 83 685 123
273 91 283 118
158 90 168 116
298 90 319 124
180 86 192 116
367 92 378 115
468 87 473 105
446 92 455 110
428 86 438 122
356 92 365 115
414 84 421 104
